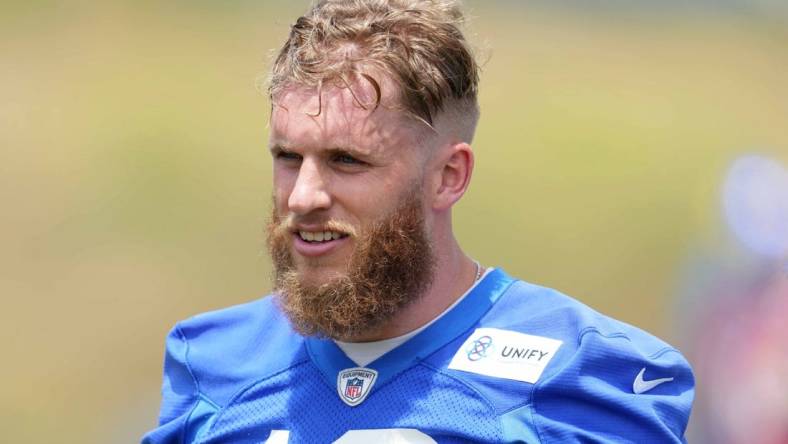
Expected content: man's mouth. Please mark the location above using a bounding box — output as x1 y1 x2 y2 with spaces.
291 228 351 258
297 230 350 243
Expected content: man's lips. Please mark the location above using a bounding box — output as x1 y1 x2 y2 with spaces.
292 232 350 257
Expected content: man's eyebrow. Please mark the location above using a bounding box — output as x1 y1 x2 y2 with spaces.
325 147 369 158
268 145 371 158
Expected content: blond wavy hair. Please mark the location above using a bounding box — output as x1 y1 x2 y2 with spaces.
269 0 480 132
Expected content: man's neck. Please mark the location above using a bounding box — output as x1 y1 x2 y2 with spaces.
344 238 478 342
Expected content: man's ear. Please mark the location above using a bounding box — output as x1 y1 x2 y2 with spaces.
430 142 474 211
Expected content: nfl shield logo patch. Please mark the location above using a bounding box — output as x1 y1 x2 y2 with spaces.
337 367 378 407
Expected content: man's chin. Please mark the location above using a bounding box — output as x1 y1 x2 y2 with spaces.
291 263 347 287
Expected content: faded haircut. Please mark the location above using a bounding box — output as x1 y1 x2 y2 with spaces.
269 0 480 137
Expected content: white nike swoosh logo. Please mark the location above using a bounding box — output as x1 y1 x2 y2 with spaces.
633 367 674 394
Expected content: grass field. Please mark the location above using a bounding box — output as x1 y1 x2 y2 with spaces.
1 1 786 442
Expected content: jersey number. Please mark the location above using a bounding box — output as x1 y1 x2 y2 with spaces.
264 429 436 443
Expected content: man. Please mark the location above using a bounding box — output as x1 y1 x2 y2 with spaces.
143 1 694 442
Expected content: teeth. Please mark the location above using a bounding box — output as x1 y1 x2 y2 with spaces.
299 230 345 242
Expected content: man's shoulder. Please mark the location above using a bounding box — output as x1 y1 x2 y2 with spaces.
171 295 308 407
488 277 677 355
469 275 694 441
177 295 284 336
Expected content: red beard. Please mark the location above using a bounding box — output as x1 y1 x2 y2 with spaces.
266 194 435 340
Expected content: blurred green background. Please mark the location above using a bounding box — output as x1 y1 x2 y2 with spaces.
1 1 786 442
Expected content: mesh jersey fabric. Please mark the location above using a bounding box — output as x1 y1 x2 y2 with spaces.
198 363 502 443
142 268 695 443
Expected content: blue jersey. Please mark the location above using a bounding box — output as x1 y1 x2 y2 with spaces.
143 269 694 443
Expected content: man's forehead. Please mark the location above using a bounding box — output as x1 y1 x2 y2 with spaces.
271 77 401 120
274 71 399 110
271 86 376 128
269 83 424 150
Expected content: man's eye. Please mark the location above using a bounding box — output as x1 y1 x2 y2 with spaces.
276 151 302 161
334 154 362 165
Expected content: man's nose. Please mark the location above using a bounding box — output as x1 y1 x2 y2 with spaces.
288 158 331 215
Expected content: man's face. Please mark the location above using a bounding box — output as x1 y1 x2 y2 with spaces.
267 83 435 339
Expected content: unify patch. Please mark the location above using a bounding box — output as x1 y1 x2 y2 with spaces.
448 328 562 383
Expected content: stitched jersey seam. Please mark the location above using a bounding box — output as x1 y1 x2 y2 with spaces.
531 326 633 444
419 361 498 414
382 274 520 412
175 323 204 444
650 346 681 360
419 275 521 410
202 356 312 437
532 326 675 443
577 326 631 344
176 324 203 395
180 400 203 444
197 392 221 410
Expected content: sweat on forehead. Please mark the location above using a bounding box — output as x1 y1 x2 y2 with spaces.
271 69 404 116
269 84 431 159
271 80 431 140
